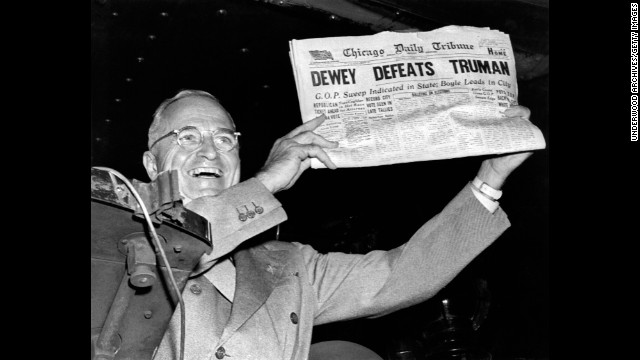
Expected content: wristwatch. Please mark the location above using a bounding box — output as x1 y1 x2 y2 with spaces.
472 177 502 201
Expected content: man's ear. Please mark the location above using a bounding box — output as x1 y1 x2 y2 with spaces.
142 151 158 180
232 160 241 186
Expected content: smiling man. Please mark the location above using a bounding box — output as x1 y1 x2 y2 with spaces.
143 89 533 360
143 91 242 201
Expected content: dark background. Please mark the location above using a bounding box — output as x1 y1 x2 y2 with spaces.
91 1 549 359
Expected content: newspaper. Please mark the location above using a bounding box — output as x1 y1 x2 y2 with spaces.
289 26 546 168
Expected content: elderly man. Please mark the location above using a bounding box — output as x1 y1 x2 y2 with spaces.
143 89 532 360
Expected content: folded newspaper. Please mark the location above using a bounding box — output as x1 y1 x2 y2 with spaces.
289 26 546 168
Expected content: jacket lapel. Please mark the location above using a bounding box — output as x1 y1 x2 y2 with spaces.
219 244 291 343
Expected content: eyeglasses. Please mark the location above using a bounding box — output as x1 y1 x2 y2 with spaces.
150 126 241 152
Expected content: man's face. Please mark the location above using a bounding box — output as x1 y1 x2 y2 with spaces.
145 96 241 201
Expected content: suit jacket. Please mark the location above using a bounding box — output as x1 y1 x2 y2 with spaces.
153 178 510 360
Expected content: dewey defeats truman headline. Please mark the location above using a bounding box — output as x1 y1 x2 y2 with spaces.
310 41 511 86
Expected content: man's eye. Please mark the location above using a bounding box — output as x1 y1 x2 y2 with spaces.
215 135 233 144
180 134 197 141
178 128 200 141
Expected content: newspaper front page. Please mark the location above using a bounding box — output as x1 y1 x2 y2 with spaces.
289 26 546 168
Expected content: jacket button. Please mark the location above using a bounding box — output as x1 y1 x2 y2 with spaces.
215 346 226 359
190 284 202 295
290 312 298 324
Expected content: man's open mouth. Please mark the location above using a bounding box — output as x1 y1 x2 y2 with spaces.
188 167 223 178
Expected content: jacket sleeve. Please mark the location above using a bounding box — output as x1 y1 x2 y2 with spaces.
186 177 287 276
297 183 510 325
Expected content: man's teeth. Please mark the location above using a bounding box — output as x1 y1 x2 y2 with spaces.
189 168 222 178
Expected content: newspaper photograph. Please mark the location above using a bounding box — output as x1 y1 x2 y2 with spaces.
289 26 546 168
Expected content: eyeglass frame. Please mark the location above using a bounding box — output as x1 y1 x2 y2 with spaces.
149 126 241 152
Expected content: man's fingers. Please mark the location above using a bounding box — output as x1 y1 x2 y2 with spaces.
503 105 531 120
291 131 339 148
286 114 327 138
299 144 337 169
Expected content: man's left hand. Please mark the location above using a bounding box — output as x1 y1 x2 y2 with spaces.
476 105 535 189
256 115 339 194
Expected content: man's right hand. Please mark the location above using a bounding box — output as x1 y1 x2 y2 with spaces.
256 114 339 194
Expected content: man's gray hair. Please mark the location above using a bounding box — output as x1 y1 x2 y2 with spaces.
147 89 235 149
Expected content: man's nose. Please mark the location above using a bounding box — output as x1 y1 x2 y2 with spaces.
196 134 219 159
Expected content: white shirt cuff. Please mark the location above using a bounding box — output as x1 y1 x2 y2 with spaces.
470 185 499 213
